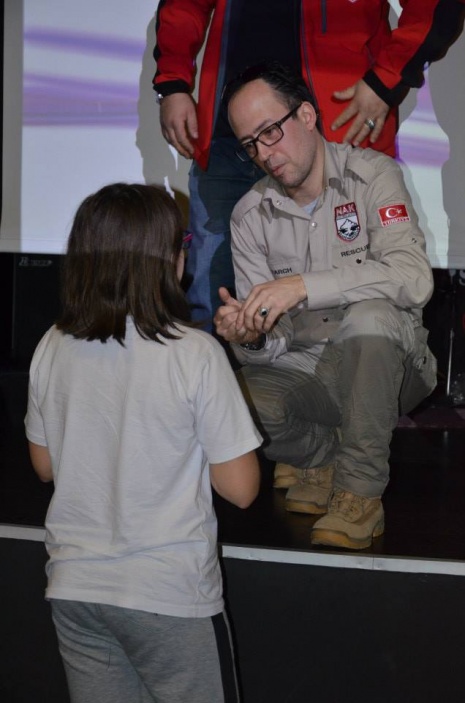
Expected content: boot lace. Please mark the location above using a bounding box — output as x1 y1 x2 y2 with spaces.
329 490 367 521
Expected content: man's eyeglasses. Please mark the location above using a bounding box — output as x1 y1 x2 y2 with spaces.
235 104 301 162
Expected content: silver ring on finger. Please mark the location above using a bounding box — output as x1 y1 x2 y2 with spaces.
364 118 376 131
258 306 270 318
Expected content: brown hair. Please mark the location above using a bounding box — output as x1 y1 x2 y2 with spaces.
223 60 320 130
56 183 191 344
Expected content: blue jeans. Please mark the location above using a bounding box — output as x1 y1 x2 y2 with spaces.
187 137 263 331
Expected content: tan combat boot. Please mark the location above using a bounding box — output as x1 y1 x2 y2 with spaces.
284 464 334 515
311 489 384 550
273 463 307 488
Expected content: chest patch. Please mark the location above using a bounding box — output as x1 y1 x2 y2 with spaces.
378 204 410 227
335 202 360 242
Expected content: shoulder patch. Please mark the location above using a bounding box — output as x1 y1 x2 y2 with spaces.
378 204 410 227
335 202 360 242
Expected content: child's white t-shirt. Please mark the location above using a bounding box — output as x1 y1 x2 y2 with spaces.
25 320 262 617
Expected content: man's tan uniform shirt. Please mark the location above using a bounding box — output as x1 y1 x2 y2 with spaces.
230 141 434 365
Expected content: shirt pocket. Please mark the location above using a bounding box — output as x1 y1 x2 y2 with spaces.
331 242 370 269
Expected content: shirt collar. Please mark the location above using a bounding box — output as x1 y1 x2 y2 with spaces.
258 139 374 217
324 140 373 195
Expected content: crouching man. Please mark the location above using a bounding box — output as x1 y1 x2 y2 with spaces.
214 62 437 550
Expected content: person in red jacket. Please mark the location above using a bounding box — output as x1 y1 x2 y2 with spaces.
153 0 465 331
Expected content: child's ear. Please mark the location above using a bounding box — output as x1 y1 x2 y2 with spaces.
176 250 185 281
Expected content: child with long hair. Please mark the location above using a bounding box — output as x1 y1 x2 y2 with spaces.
25 183 261 703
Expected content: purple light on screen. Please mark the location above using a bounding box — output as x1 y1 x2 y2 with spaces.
24 28 145 61
23 29 146 127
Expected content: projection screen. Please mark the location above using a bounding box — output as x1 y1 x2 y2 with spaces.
1 0 465 269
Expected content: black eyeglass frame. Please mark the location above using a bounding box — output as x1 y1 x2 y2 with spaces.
235 104 302 162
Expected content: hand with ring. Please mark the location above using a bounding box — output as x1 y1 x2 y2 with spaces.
330 78 390 147
236 275 308 334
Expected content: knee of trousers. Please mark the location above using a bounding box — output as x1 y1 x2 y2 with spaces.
337 300 404 345
237 367 288 431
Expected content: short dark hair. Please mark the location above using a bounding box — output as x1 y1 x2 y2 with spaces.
223 60 318 118
56 183 191 345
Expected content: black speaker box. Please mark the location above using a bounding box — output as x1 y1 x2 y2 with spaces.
0 252 62 368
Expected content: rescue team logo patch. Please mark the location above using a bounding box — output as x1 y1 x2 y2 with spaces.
335 202 360 242
378 204 410 227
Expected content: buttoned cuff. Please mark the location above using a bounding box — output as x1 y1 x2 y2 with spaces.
302 271 342 310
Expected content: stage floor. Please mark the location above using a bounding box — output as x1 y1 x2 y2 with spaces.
1 370 465 572
215 428 465 566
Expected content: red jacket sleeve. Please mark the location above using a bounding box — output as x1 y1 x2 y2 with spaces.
153 0 216 97
364 0 465 106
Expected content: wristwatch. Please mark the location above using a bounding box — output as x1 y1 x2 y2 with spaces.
240 334 266 351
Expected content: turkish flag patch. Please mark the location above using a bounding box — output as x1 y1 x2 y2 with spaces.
378 204 410 227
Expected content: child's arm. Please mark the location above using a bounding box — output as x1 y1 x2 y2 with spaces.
210 451 260 509
28 442 53 482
